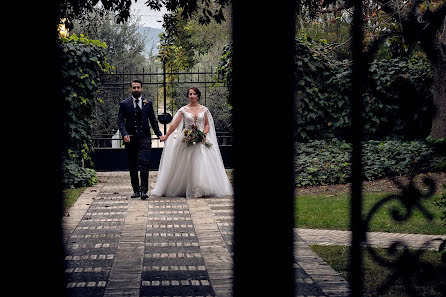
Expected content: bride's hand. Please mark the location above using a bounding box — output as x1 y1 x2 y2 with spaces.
160 135 168 142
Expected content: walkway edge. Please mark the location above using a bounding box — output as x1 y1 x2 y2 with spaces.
294 239 351 297
62 183 104 242
187 198 233 297
296 228 446 250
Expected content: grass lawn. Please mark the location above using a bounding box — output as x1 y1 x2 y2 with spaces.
296 192 446 234
62 187 86 211
310 245 446 297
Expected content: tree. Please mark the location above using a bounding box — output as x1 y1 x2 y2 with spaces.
157 4 231 71
56 0 133 33
375 0 445 139
71 10 148 71
302 0 446 138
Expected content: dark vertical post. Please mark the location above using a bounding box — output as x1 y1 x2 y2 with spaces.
171 66 174 115
204 67 207 106
163 60 167 135
121 68 125 103
231 1 297 296
350 0 365 295
156 66 159 115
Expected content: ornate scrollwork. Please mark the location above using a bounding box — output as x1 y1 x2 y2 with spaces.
362 174 445 296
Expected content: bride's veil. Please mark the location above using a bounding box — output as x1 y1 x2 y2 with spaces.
151 108 185 195
203 107 224 160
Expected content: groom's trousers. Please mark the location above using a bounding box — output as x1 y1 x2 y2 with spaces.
125 136 151 193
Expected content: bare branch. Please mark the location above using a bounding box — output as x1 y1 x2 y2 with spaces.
364 29 399 62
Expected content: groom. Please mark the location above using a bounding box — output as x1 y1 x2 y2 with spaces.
118 79 162 199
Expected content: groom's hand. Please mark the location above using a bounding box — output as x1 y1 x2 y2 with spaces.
124 135 130 142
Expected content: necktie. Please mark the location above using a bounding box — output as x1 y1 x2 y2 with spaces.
135 98 141 111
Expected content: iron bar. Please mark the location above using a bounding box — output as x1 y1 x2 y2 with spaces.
231 1 297 296
349 0 366 295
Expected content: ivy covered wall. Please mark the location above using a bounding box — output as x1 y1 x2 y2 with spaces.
295 36 433 141
57 34 112 188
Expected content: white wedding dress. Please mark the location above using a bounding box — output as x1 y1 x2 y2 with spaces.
151 105 233 198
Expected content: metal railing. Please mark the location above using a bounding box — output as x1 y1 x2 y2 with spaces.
92 132 233 149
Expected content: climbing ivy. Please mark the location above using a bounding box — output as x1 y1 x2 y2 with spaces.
214 42 232 90
295 36 433 141
57 34 112 188
215 37 433 141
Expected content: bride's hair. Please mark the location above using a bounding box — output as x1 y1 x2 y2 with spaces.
186 87 201 100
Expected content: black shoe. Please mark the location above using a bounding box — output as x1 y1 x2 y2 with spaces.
141 192 149 200
131 192 140 198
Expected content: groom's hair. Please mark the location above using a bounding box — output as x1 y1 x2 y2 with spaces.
131 79 143 87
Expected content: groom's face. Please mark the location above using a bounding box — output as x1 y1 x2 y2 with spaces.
131 82 142 98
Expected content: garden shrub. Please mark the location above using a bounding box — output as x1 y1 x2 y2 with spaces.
61 159 98 189
295 139 445 187
434 185 446 224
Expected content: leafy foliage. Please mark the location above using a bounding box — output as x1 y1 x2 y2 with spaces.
214 42 232 90
214 38 433 140
433 176 446 227
295 36 433 141
295 139 445 187
61 159 98 189
57 34 112 188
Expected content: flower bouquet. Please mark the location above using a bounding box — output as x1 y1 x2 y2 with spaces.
182 125 212 148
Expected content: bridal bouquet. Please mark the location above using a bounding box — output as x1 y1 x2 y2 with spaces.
182 125 212 148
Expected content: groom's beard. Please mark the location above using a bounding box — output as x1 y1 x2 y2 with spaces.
132 91 141 98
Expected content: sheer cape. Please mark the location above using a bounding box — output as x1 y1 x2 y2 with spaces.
151 106 233 198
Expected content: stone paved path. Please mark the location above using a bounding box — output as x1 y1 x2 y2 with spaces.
63 172 234 297
62 171 444 297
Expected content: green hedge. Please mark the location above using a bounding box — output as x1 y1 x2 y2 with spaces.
295 138 445 187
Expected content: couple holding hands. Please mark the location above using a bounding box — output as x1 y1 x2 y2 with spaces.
118 79 233 199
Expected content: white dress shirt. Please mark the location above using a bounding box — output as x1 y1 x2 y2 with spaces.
132 97 142 109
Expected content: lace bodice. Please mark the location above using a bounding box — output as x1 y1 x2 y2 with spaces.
181 105 208 130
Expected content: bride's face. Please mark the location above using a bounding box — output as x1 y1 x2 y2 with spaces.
188 89 199 104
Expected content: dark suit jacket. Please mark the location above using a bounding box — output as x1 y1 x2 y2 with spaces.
117 97 162 139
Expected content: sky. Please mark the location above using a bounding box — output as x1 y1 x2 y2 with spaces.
130 1 167 29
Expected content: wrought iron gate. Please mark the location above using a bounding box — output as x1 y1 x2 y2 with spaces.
230 1 444 297
91 65 232 171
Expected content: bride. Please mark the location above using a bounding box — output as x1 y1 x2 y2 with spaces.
151 87 233 198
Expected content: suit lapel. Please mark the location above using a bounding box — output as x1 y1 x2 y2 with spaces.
127 97 135 110
125 98 136 122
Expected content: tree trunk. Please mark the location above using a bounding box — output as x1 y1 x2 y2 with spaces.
428 21 446 139
430 55 446 139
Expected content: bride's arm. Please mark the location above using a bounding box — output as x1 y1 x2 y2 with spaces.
160 112 183 142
